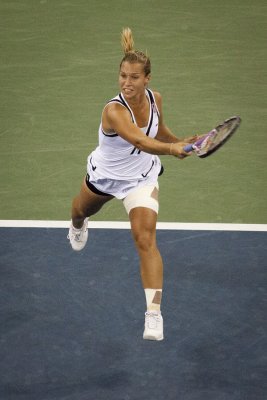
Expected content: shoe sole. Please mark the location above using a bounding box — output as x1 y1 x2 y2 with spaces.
143 334 164 341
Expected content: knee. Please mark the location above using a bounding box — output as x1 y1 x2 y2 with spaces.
132 229 156 253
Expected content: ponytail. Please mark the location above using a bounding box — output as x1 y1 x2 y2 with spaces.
120 27 151 76
121 27 135 54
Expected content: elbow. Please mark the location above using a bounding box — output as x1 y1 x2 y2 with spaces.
133 137 150 153
132 138 143 150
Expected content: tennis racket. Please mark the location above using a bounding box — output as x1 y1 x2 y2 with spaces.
184 116 241 158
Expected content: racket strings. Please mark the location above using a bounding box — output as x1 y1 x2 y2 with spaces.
215 120 239 144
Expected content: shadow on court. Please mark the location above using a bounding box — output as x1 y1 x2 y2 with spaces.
0 228 266 400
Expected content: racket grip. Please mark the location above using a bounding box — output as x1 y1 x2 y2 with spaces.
183 144 194 152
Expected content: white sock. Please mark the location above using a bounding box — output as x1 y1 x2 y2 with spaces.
144 288 162 312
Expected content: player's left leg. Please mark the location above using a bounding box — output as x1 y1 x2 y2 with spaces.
129 206 164 341
129 207 163 288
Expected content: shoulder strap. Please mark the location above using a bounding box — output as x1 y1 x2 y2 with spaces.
106 96 135 124
146 88 160 117
118 94 135 123
146 88 155 105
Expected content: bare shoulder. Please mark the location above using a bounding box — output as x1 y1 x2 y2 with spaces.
104 101 130 121
102 101 132 132
105 101 127 114
151 90 162 102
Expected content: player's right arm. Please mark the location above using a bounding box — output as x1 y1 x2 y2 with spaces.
102 103 189 158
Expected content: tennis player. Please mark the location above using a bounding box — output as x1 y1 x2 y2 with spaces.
68 28 196 341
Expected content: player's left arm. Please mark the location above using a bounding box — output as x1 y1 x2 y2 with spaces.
154 91 197 144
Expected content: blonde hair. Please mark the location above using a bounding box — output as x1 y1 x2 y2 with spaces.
120 27 151 76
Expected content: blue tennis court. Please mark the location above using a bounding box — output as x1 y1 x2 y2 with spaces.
0 225 266 400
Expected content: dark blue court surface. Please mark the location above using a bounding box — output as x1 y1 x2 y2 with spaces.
0 228 266 400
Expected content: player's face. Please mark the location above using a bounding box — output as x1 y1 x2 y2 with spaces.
119 62 150 100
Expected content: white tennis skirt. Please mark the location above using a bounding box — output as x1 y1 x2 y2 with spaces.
87 156 162 200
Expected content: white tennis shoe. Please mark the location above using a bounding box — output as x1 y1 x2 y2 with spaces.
68 218 88 251
143 311 164 341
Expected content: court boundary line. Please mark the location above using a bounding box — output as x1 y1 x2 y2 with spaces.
0 220 266 232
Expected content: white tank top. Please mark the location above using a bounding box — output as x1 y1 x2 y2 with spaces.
87 89 161 181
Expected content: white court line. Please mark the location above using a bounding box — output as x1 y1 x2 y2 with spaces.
0 220 267 231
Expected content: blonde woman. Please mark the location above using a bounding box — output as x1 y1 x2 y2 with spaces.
68 28 196 340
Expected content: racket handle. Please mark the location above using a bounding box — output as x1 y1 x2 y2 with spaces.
183 144 194 152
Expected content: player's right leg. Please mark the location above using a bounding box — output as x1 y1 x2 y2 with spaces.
68 177 113 251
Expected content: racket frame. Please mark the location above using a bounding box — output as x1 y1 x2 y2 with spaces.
184 116 241 158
